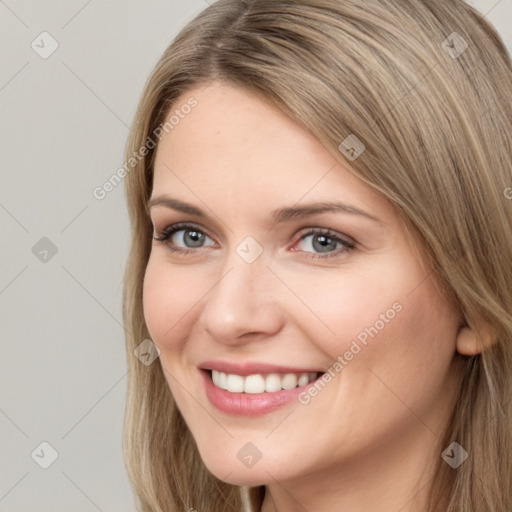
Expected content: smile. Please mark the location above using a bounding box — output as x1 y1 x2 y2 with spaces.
211 369 322 393
200 365 326 416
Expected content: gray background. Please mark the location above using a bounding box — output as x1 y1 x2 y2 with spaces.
1 1 510 510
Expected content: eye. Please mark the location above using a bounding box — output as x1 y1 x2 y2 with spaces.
153 223 215 253
293 228 355 258
153 223 355 259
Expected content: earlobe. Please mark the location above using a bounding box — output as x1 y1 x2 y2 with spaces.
456 325 483 356
456 319 496 356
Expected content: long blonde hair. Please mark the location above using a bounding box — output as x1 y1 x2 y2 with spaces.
122 1 512 510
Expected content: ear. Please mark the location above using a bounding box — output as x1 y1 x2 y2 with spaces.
456 318 496 356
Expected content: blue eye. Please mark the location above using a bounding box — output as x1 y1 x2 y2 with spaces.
153 223 215 252
153 224 355 259
294 229 355 258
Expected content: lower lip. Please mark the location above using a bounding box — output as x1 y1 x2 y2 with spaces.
200 370 319 416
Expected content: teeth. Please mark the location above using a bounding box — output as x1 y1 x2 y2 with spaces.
265 373 282 393
226 373 244 393
244 374 266 394
297 374 310 387
218 371 228 389
211 370 319 393
282 374 297 389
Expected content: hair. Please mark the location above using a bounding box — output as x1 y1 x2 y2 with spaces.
121 1 512 511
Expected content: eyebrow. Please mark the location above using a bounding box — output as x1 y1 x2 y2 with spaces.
147 195 382 225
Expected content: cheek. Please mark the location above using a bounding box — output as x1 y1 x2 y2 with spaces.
332 268 459 408
281 262 407 359
287 256 457 373
142 256 200 350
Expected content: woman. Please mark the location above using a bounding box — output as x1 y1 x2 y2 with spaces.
122 1 512 510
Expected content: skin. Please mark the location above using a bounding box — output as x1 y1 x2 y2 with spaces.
143 80 480 512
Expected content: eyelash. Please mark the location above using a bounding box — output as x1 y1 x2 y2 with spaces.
152 222 356 259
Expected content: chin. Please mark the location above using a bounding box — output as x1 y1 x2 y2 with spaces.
200 455 273 486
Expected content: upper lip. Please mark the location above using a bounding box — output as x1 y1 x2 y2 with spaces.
199 360 324 376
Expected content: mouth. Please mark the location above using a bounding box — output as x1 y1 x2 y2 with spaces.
204 369 324 394
199 367 326 416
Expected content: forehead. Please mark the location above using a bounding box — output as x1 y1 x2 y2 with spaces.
152 81 395 223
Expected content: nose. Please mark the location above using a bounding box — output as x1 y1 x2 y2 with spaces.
198 250 284 345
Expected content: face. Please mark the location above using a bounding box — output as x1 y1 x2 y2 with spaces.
143 81 465 488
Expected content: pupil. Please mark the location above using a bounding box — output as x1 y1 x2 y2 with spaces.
313 234 335 253
185 230 204 247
